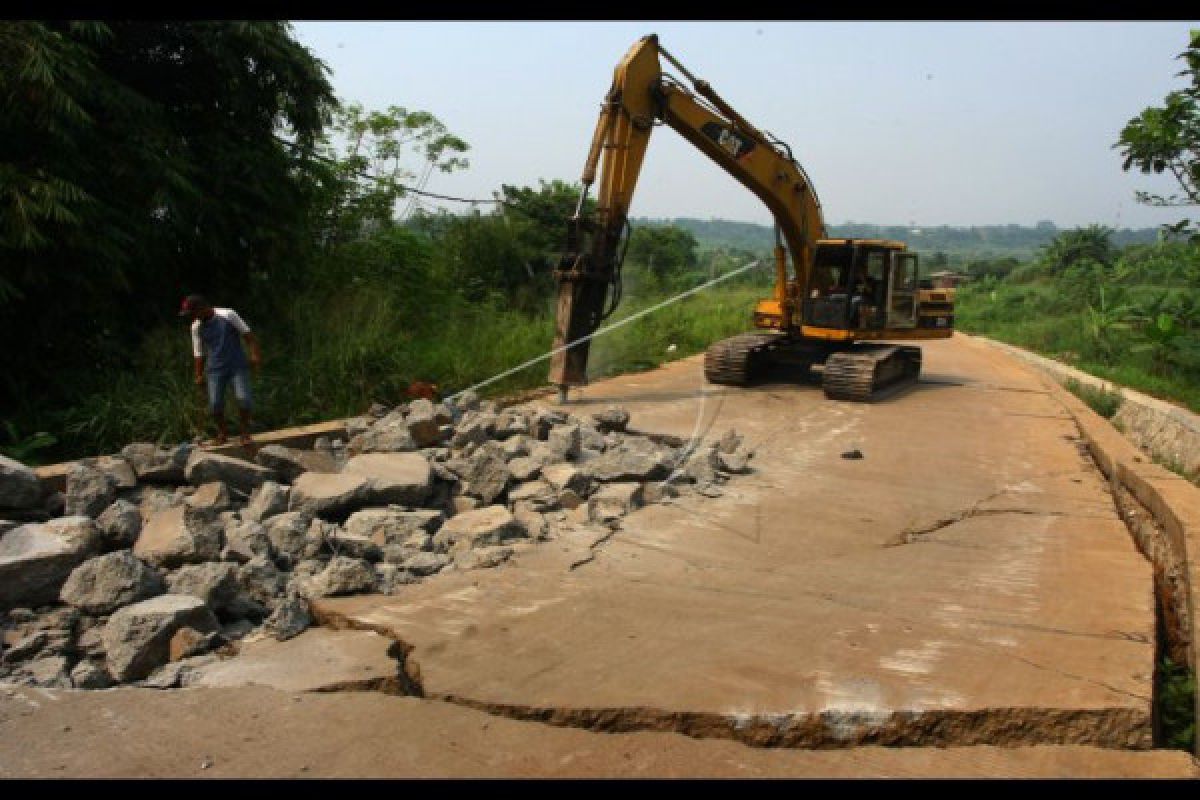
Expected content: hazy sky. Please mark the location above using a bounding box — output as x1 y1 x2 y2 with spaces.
292 20 1198 229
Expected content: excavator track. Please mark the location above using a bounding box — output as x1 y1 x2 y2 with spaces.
704 332 786 386
822 344 922 402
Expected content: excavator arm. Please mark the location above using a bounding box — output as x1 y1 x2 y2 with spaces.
548 34 827 396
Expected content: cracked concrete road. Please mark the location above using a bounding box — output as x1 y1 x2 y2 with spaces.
3 333 1190 777
313 334 1159 750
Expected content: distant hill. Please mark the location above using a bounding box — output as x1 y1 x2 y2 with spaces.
632 216 1163 261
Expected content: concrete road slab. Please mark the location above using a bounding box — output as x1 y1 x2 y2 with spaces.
316 335 1156 747
190 628 401 693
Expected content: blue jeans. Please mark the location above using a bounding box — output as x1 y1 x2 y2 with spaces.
206 368 253 415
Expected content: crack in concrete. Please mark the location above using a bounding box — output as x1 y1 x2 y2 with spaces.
886 495 1060 547
568 525 622 571
308 605 1153 751
309 611 426 698
417 694 1154 750
1004 653 1151 704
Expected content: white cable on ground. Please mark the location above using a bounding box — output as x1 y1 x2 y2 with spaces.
445 259 763 404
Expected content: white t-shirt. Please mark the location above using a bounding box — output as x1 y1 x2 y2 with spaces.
190 307 251 358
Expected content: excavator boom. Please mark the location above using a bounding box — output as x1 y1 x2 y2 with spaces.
548 35 824 394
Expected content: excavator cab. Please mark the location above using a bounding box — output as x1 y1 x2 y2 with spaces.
801 240 916 332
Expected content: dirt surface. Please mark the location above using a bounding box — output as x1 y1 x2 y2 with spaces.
3 333 1192 777
1 686 1196 778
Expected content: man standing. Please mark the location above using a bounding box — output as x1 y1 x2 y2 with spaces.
179 294 262 446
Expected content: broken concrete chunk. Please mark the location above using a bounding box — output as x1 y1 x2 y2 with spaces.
451 495 480 515
0 517 100 610
540 463 592 497
451 413 492 449
185 451 276 494
588 482 644 524
547 423 582 461
347 414 417 455
70 659 113 689
288 471 369 518
344 416 374 438
717 429 743 454
95 498 143 549
237 555 286 609
222 519 271 563
93 456 138 491
344 508 442 547
532 409 567 441
167 626 218 662
304 555 376 598
0 454 42 509
558 488 584 510
493 410 530 440
254 445 338 483
65 462 118 518
405 398 444 448
585 438 672 483
373 563 413 594
186 481 234 512
264 589 311 641
452 389 481 413
305 519 338 560
507 480 559 512
643 481 679 504
341 453 433 507
264 511 314 565
591 406 631 434
579 425 608 452
402 551 450 576
717 447 753 474
103 594 219 682
507 456 541 483
327 529 382 562
455 545 514 571
242 481 289 523
2 630 49 664
121 443 193 484
133 506 224 569
514 508 548 540
21 655 73 688
433 505 526 554
60 550 164 614
445 450 510 505
501 434 533 460
165 562 240 612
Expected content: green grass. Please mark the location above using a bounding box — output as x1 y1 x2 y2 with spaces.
1159 657 1196 751
956 286 1200 415
1063 377 1124 419
15 283 769 463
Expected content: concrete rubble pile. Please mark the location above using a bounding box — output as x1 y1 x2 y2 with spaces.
0 393 755 690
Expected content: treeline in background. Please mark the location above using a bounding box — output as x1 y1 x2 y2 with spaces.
3 22 1197 466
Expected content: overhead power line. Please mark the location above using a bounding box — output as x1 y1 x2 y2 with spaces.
272 133 515 209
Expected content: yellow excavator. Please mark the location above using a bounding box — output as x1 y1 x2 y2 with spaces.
548 35 955 402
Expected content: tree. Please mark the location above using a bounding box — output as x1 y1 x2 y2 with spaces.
315 102 469 245
1115 29 1200 242
626 224 699 286
1039 225 1116 272
0 21 336 414
418 181 592 314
